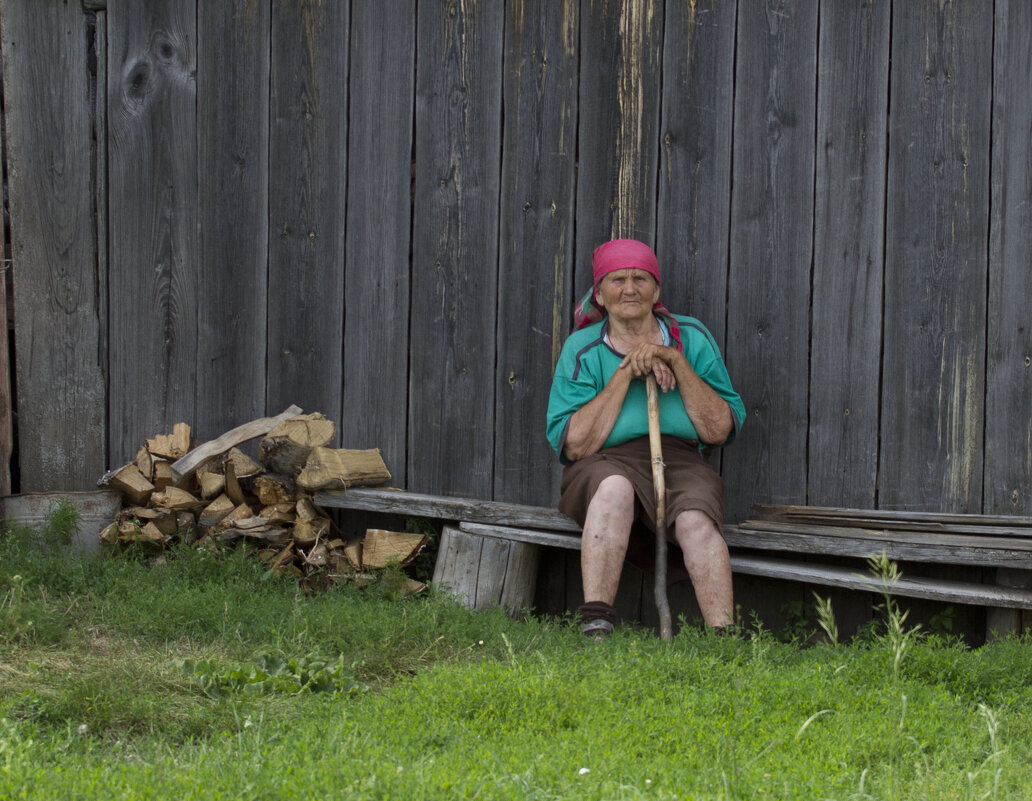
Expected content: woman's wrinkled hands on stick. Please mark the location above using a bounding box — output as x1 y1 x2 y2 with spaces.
619 343 682 393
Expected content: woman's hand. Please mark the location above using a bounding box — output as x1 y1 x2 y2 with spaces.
620 343 682 392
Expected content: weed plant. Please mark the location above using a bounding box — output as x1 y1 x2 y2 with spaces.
2 510 1032 799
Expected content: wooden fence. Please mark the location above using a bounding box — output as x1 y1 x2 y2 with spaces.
2 0 1031 633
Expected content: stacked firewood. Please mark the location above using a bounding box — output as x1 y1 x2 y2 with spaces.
96 408 428 594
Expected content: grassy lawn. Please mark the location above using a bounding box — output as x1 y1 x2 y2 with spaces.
2 514 1031 800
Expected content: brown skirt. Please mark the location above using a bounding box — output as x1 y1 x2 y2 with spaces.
558 435 724 580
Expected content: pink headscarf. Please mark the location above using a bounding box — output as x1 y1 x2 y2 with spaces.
591 239 661 290
573 238 682 350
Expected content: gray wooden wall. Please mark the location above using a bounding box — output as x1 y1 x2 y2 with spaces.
2 0 1031 629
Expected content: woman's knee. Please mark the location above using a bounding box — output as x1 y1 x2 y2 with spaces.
674 509 721 550
591 474 635 506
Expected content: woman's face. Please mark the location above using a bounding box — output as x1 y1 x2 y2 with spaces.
594 268 660 324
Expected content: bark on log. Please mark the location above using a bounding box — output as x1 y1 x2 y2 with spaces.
258 412 336 476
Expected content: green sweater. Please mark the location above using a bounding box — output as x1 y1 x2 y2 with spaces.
546 314 745 462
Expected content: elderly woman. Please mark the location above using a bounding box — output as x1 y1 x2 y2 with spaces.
546 239 745 637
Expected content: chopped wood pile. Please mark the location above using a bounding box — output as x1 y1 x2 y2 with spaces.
96 407 428 594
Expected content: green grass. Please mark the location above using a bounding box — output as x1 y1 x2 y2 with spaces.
2 510 1032 799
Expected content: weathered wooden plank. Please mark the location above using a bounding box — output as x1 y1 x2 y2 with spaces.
808 0 889 507
169 404 303 479
106 0 198 464
656 0 736 341
341 0 415 484
756 504 1032 529
196 0 269 440
730 555 1032 611
723 2 818 522
460 521 580 549
737 520 1032 554
495 0 578 505
986 0 1032 517
498 540 541 614
473 536 512 610
316 487 581 532
266 1 348 421
431 525 482 608
409 0 504 497
727 525 1032 569
880 2 992 512
574 0 663 252
1 0 105 489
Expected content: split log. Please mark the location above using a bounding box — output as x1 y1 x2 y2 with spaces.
223 447 263 479
170 405 303 482
258 412 336 476
360 529 428 569
147 422 191 460
212 502 255 534
150 487 204 511
152 460 175 490
253 474 295 506
199 494 235 528
296 447 391 492
344 541 363 569
296 496 320 522
292 517 330 547
100 463 155 506
197 467 226 499
135 446 154 481
260 503 296 523
223 462 246 506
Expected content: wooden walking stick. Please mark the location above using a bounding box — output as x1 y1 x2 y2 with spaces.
645 374 674 640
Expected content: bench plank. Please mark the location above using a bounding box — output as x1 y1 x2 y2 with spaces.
459 522 1032 611
315 488 580 532
728 523 1032 568
730 555 1032 610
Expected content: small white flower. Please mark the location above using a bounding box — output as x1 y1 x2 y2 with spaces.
645 779 652 785
578 768 590 776
478 640 484 645
77 724 89 735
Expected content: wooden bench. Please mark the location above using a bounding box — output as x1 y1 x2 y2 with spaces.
316 488 1032 631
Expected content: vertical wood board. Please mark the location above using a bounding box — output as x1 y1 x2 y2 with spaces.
985 0 1032 516
342 0 416 483
106 0 198 465
808 0 889 507
266 0 348 422
409 0 504 496
656 0 736 341
574 0 663 256
723 1 818 522
880 2 992 512
495 0 579 505
196 0 270 440
1 1 105 489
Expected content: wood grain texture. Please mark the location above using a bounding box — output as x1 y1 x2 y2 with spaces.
985 0 1032 517
880 1 992 512
656 0 736 338
574 0 663 254
729 554 1032 610
727 524 1032 569
1 1 106 489
808 0 889 507
495 0 578 505
195 0 270 441
341 0 415 482
106 0 198 465
316 486 581 532
722 1 818 522
266 0 348 421
409 0 504 497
